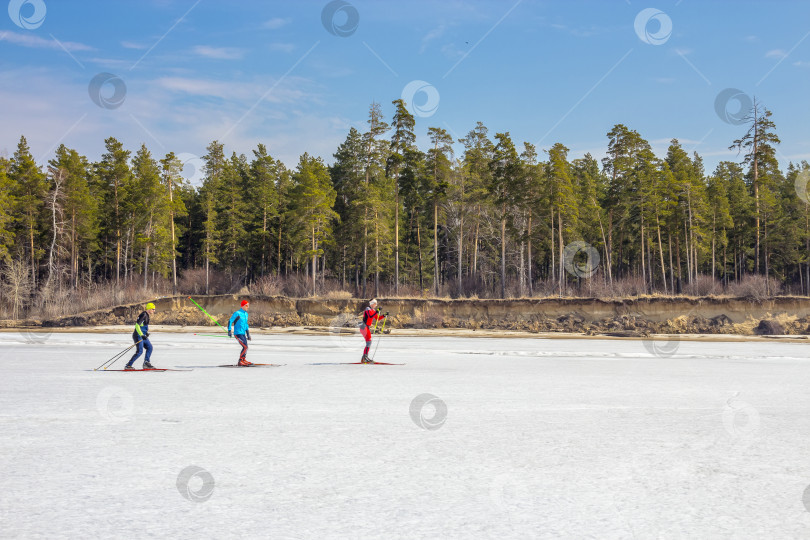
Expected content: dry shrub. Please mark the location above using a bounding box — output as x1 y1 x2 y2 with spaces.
177 268 241 295
378 282 423 298
726 274 782 300
682 275 723 297
281 274 312 297
24 277 172 320
317 278 355 299
322 290 352 299
251 274 282 296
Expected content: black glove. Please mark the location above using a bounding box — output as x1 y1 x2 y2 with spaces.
228 331 232 338
385 312 389 316
376 308 381 314
247 334 252 341
143 332 149 339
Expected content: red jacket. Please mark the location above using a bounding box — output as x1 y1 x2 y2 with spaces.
362 307 384 327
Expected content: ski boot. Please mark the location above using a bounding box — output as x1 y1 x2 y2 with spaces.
143 361 156 369
124 364 136 370
361 354 373 364
238 358 253 367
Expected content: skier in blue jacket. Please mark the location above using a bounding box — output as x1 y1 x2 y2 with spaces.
228 299 252 366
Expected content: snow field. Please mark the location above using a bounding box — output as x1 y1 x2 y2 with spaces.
2 332 810 538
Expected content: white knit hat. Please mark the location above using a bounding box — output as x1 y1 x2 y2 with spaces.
369 299 378 306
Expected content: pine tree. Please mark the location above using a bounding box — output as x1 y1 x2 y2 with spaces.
0 157 17 264
10 136 48 288
603 125 650 281
573 154 608 287
216 153 248 271
48 145 97 289
249 144 282 277
361 102 390 297
489 132 523 298
459 122 494 284
287 153 338 295
545 143 578 292
729 99 781 274
130 144 165 287
399 147 428 290
521 143 544 294
200 141 225 294
387 99 416 294
160 152 188 293
94 137 131 285
426 127 454 294
331 128 366 289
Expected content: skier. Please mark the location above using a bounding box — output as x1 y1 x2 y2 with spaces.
359 299 387 363
125 302 157 370
228 299 252 366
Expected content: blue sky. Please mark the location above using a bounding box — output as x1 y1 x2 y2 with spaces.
1 0 808 181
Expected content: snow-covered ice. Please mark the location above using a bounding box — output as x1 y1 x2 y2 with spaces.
2 330 810 539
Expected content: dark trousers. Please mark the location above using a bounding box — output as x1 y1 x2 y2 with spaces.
127 333 152 366
235 334 248 361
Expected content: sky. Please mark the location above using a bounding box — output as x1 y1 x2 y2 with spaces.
1 0 808 184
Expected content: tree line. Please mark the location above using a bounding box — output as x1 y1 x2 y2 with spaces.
1 97 809 314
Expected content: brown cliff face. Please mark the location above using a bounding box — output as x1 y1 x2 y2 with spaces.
26 295 810 336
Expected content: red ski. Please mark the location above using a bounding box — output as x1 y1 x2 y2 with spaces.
218 363 285 368
101 368 192 372
345 362 404 365
309 361 404 366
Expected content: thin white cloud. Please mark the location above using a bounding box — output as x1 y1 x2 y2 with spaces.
766 49 787 59
263 17 291 29
420 25 445 54
155 75 312 105
655 77 676 84
672 48 693 56
441 42 465 61
0 66 331 169
793 60 810 67
786 152 810 161
192 45 245 60
269 43 295 53
120 41 147 50
0 31 93 51
157 76 250 99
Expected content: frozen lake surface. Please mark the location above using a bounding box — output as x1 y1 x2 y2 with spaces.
2 331 810 539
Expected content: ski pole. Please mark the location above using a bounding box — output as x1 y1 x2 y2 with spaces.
95 343 135 371
103 340 143 371
95 340 142 370
371 317 387 361
372 314 380 334
188 296 229 333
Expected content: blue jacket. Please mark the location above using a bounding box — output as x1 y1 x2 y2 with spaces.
228 308 250 335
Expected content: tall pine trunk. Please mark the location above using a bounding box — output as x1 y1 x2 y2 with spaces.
433 202 439 295
312 225 317 296
500 209 506 299
395 193 399 295
527 211 533 296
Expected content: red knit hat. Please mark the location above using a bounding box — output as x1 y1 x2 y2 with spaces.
241 300 249 307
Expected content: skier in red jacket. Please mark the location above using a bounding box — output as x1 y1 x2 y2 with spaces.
360 299 386 363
